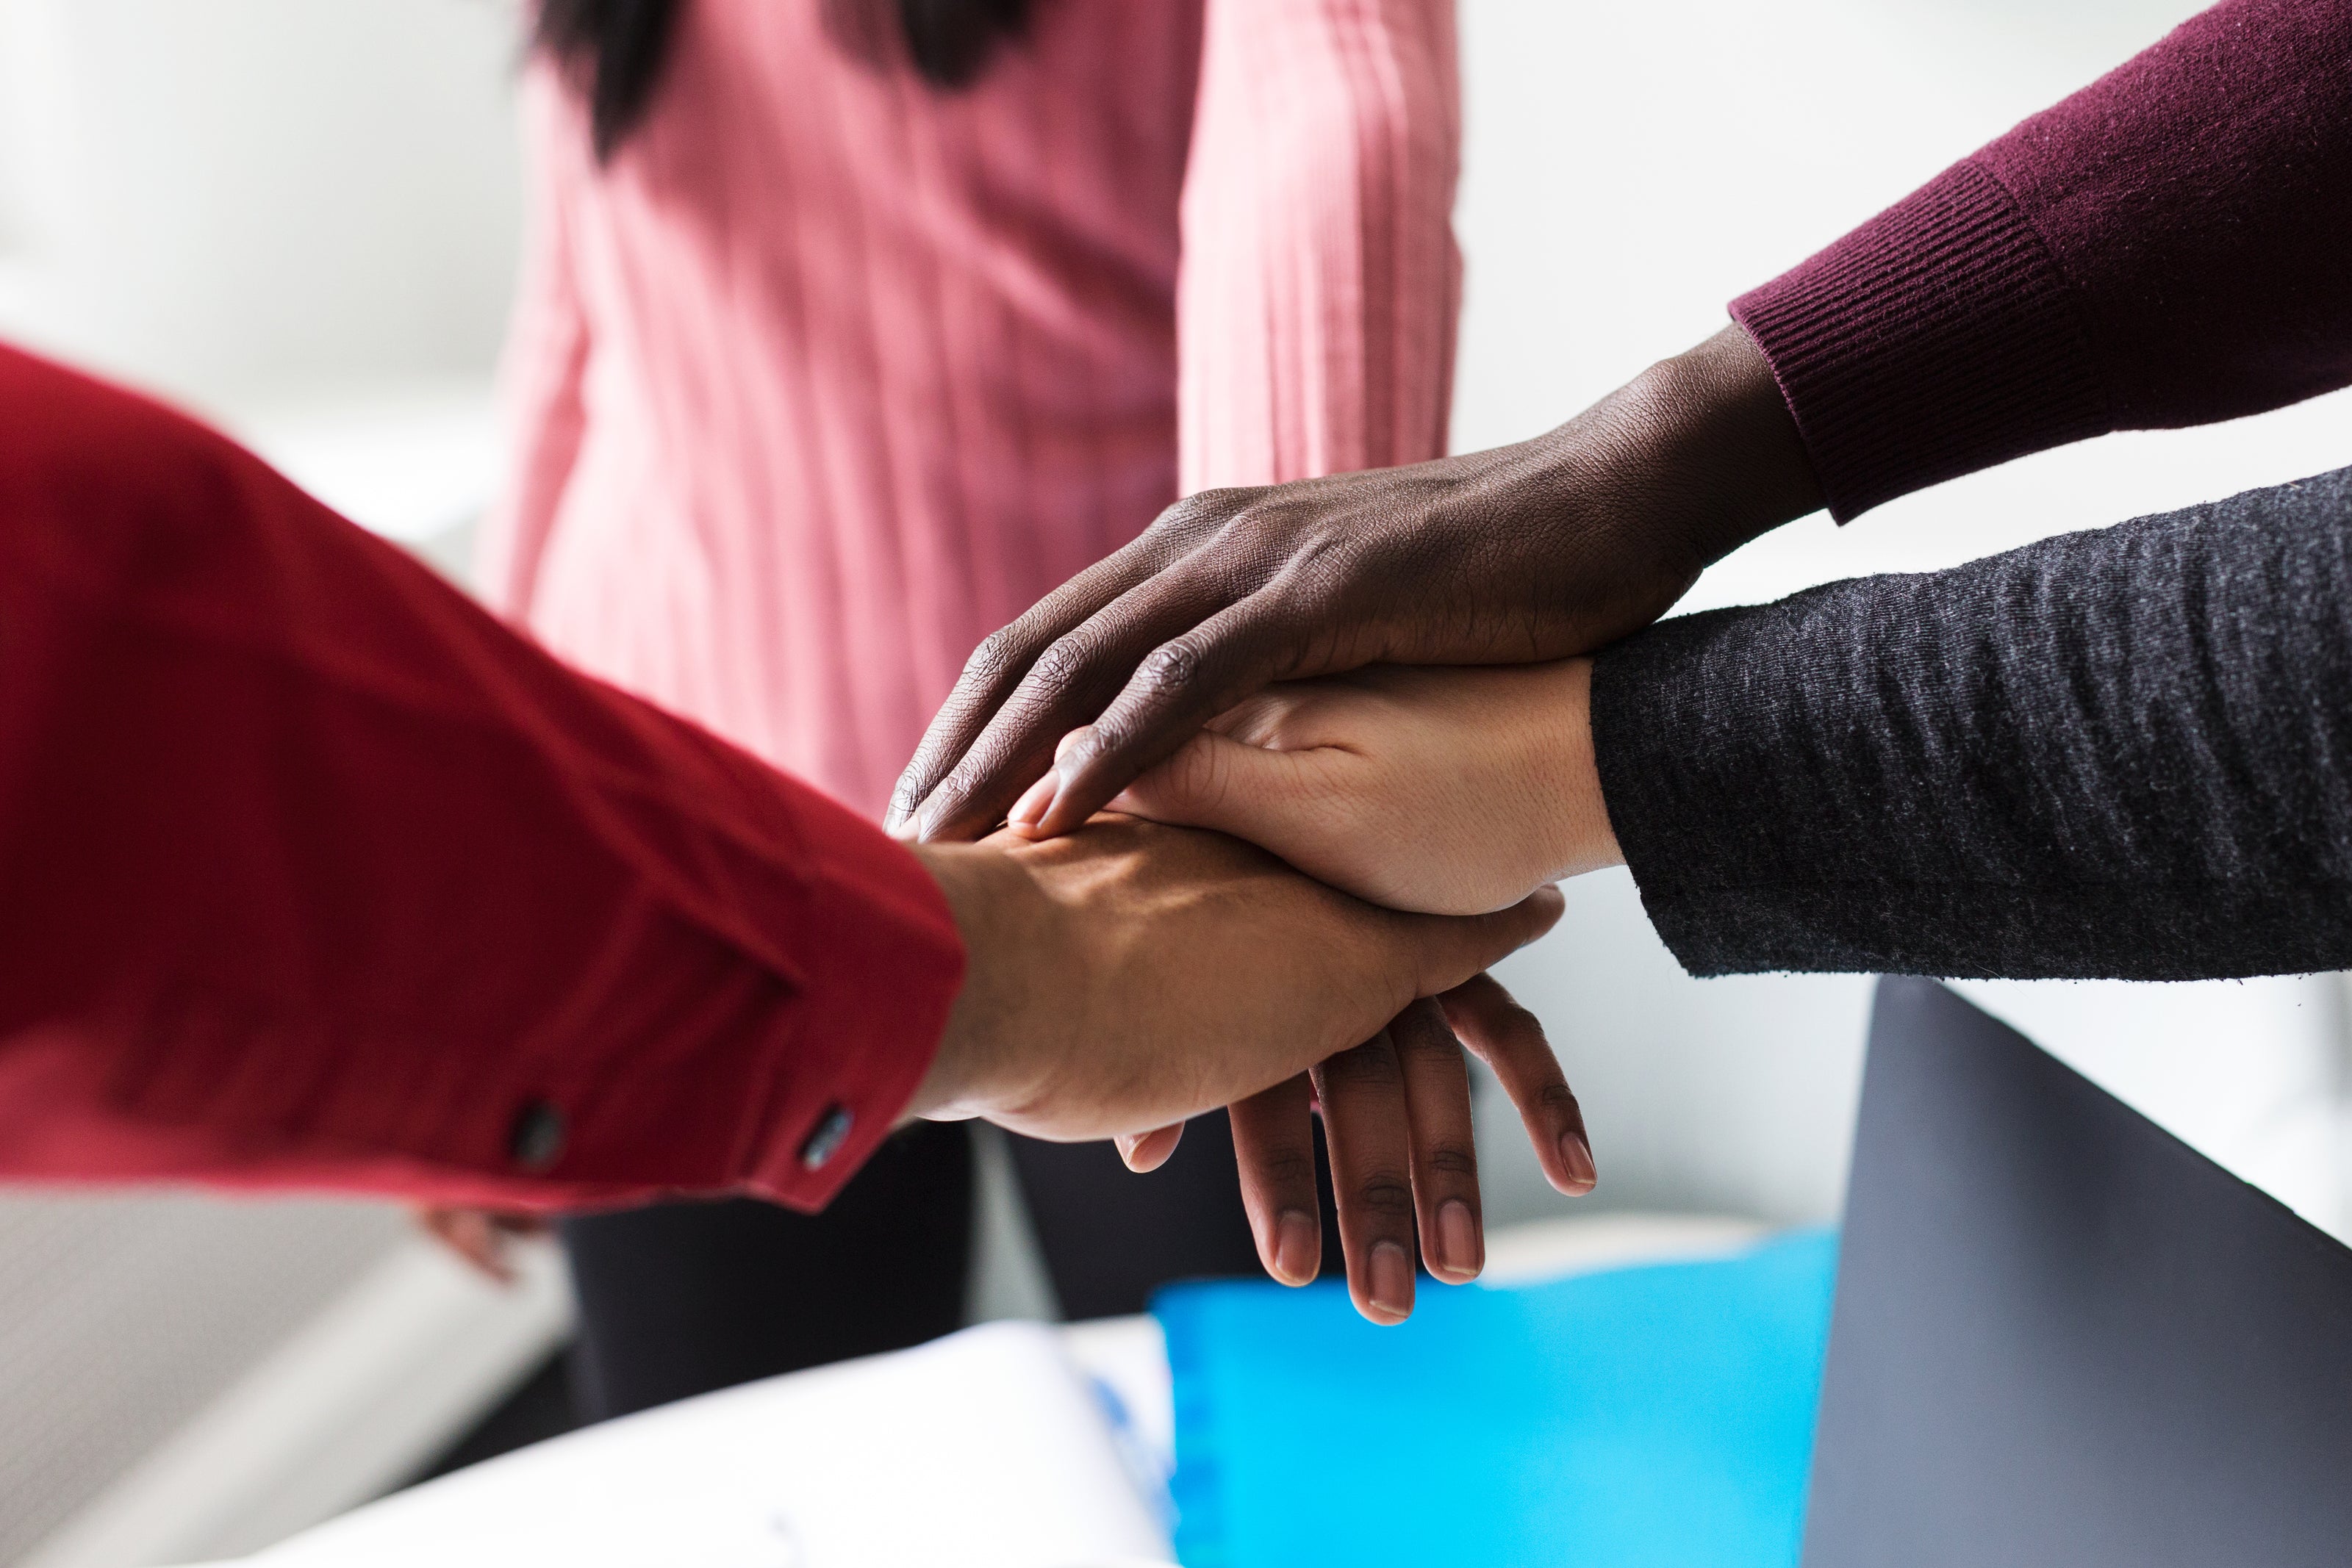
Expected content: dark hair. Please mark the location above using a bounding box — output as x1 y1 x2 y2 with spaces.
537 0 1034 162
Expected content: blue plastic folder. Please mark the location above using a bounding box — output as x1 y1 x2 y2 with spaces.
1155 1230 1838 1568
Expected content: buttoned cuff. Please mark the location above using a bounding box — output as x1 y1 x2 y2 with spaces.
95 783 963 1214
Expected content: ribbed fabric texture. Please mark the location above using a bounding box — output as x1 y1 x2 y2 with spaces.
1731 162 2104 522
1178 0 1460 490
1732 0 2352 522
478 0 1461 819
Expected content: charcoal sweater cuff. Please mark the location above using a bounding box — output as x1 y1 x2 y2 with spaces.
1729 161 2109 522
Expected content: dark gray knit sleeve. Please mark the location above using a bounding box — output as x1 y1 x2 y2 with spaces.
1589 466 2352 980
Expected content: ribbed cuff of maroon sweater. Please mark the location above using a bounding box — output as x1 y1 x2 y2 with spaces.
1730 160 2110 522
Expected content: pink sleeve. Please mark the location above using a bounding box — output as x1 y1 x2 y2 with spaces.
1177 0 1463 491
474 69 593 620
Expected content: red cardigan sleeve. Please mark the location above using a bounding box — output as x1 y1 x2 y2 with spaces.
1732 0 2352 521
0 343 963 1212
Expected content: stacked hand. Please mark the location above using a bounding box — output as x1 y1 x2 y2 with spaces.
888 326 1818 846
905 818 1589 1325
961 665 1624 1321
435 330 1818 1325
429 814 1592 1325
1085 659 1624 917
886 325 1826 1324
411 669 1613 1315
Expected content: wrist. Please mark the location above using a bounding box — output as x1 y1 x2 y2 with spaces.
1534 659 1626 882
903 844 1055 1122
1588 323 1826 571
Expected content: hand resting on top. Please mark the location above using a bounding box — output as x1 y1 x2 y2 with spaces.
1014 660 1623 918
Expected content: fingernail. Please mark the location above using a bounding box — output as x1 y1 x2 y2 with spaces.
1436 1199 1482 1281
1558 1132 1598 1194
1008 772 1058 831
1037 728 1095 826
1274 1209 1319 1284
1368 1240 1414 1323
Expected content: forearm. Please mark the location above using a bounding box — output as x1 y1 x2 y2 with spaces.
1592 467 2352 980
0 344 961 1208
1736 0 2352 521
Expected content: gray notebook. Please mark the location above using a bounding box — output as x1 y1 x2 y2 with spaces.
1802 977 2352 1567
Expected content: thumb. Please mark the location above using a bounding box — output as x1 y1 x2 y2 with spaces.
1116 1121 1186 1172
1388 885 1566 1001
1112 730 1338 851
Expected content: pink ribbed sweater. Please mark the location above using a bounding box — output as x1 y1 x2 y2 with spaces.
478 0 1460 818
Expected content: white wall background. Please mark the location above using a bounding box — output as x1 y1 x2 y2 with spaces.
0 0 523 553
0 0 521 404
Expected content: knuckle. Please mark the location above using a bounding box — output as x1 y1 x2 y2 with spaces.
1352 1173 1416 1219
1535 1082 1582 1116
1499 1000 1546 1035
1152 486 1255 541
1480 1007 1552 1056
1261 517 1358 588
1319 1044 1403 1089
963 627 1023 684
1424 1143 1479 1180
1395 1019 1464 1061
1025 632 1094 698
1254 706 1310 751
1163 734 1227 807
1136 636 1205 697
1248 1148 1320 1190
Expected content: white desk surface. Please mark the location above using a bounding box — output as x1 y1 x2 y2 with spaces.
218 1213 1764 1568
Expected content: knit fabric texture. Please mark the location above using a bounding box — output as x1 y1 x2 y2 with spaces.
478 0 1460 819
1592 467 2352 981
1732 0 2352 521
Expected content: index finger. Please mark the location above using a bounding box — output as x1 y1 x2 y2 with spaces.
1384 886 1568 1010
908 559 1281 843
1440 973 1596 1196
887 544 1161 835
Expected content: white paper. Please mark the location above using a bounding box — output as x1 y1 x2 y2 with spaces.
248 1322 1174 1568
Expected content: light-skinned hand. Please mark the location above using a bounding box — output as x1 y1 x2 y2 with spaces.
908 816 1591 1323
412 1206 546 1286
1018 660 1623 917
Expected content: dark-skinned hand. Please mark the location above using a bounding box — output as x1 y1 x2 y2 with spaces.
889 324 1824 844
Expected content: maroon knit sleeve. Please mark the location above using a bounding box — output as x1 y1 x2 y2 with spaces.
1732 0 2352 522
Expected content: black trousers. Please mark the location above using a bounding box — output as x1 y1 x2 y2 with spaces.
559 1111 1342 1421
